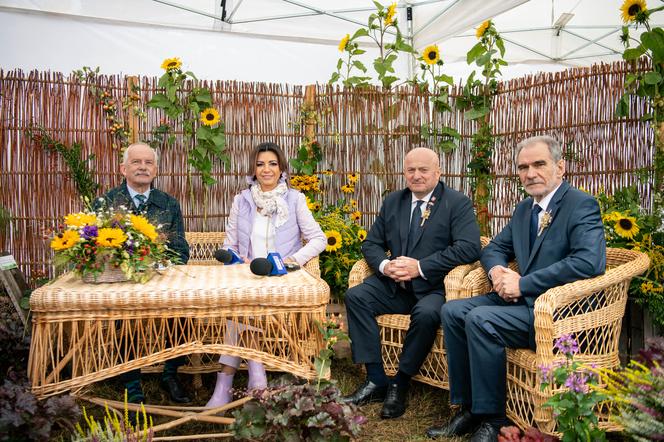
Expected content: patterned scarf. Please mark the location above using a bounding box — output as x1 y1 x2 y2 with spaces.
250 182 289 228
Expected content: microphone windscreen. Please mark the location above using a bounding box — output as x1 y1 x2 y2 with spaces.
214 249 233 264
249 257 273 276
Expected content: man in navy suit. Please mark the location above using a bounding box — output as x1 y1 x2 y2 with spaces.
343 147 482 419
426 136 606 441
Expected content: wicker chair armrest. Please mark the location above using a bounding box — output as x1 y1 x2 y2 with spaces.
445 262 484 301
533 248 650 360
303 256 321 278
349 259 374 289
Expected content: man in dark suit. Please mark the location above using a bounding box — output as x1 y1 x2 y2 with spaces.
343 147 482 419
95 142 191 405
426 136 606 441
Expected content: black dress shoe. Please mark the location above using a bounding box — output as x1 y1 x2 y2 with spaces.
425 409 479 438
380 382 408 419
160 376 192 404
470 421 500 442
342 379 388 405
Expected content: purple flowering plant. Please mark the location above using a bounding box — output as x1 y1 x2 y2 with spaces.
539 334 607 442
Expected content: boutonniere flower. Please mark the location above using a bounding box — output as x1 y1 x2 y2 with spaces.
538 210 553 236
420 196 437 227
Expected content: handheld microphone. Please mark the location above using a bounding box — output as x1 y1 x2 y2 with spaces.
214 248 243 265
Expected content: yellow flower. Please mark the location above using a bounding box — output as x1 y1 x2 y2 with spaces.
322 169 334 176
347 173 359 184
200 108 221 126
351 199 358 208
325 230 343 252
338 34 350 52
350 211 361 221
161 57 182 71
341 184 355 193
357 229 367 241
614 216 640 239
603 211 622 223
385 2 397 26
51 230 80 250
422 45 440 65
312 202 321 211
64 212 97 227
620 0 647 23
96 228 127 248
476 20 491 39
130 214 158 242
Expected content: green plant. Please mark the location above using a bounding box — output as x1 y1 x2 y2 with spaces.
597 337 664 441
73 398 153 442
539 335 606 441
49 207 178 282
456 19 507 237
27 125 99 204
313 314 350 390
147 57 228 186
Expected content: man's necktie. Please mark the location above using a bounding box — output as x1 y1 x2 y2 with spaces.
407 200 424 254
135 194 147 212
529 204 542 251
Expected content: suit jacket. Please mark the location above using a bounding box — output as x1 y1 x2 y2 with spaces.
480 181 606 347
94 181 190 264
362 181 481 299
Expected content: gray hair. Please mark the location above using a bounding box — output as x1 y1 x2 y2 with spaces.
122 142 159 165
516 135 562 162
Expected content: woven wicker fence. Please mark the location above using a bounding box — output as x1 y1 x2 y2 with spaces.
0 61 653 280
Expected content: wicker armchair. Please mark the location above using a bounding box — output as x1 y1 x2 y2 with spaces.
458 248 650 434
347 237 490 389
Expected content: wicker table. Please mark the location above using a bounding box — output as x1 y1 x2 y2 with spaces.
28 265 330 398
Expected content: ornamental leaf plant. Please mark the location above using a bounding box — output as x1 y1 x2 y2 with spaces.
539 335 607 442
147 57 228 186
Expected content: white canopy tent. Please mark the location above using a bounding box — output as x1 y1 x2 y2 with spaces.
0 0 656 84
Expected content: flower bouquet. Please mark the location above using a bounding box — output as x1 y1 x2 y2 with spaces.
50 206 176 283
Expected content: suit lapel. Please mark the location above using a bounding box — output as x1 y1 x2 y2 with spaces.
408 182 443 254
399 191 411 255
524 182 570 272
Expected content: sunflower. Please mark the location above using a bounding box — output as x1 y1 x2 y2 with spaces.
51 230 80 251
350 199 358 208
338 34 350 52
64 212 97 227
350 211 361 221
620 0 647 23
130 214 158 242
357 229 367 241
341 184 355 193
614 215 640 239
200 108 221 126
160 57 182 71
422 45 440 65
325 230 343 252
347 173 359 184
96 228 128 248
385 2 397 26
312 202 321 211
476 20 491 39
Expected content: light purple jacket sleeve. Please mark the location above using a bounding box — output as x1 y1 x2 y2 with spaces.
289 192 326 265
223 194 241 253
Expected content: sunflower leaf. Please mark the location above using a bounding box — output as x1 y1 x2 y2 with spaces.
352 60 367 73
466 42 485 64
351 28 369 41
146 93 171 109
464 106 490 120
644 71 663 85
623 45 647 60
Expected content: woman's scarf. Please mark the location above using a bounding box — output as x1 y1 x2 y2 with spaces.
250 182 289 228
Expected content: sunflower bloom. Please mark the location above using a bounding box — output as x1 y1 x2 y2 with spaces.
476 20 491 39
385 2 397 26
338 34 350 52
96 228 127 248
614 216 640 239
161 57 182 71
350 211 361 221
422 45 440 65
130 214 158 242
325 230 343 252
341 184 355 193
312 202 321 211
51 230 80 251
64 212 97 227
620 0 647 23
351 199 358 208
347 173 359 184
357 229 367 241
200 108 221 126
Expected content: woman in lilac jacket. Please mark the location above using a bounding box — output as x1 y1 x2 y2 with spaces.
206 142 326 408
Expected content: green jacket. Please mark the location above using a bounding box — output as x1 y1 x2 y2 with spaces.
94 181 190 263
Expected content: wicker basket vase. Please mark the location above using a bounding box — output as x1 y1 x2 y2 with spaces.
82 265 129 284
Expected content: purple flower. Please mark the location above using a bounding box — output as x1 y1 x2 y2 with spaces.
554 334 579 356
539 364 552 381
564 372 589 393
81 225 98 239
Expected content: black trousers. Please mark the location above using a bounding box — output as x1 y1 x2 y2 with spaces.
345 283 444 376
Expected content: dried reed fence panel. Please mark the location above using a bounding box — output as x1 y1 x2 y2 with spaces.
0 60 655 281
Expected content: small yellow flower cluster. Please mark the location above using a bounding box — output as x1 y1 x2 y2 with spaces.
341 173 359 193
305 196 321 212
291 174 321 192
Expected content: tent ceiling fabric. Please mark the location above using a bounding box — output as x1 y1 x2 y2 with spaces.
0 0 661 81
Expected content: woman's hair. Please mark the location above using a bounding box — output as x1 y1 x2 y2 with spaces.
249 142 289 181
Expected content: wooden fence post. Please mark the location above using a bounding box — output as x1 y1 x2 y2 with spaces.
126 76 140 144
